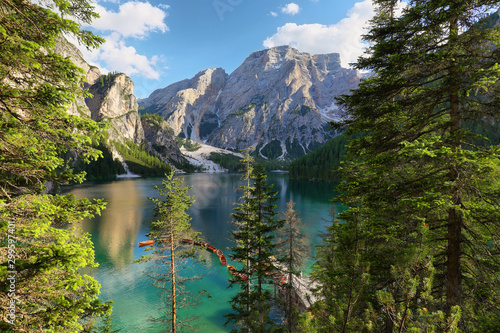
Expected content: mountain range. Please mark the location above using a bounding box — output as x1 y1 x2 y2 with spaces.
58 37 362 174
139 46 362 159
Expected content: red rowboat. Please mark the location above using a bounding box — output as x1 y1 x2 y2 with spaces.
206 244 217 253
219 255 227 266
158 238 171 243
216 249 223 257
227 264 237 276
227 264 248 281
138 240 155 247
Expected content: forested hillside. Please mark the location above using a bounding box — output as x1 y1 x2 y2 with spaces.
289 133 351 182
290 118 500 183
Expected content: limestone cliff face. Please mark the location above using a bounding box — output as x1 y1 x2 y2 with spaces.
139 46 361 159
141 116 185 164
85 73 145 145
140 68 228 141
54 36 97 118
56 36 182 167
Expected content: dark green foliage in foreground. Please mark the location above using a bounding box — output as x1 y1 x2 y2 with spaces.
0 0 113 330
114 141 172 176
225 150 285 332
309 1 500 331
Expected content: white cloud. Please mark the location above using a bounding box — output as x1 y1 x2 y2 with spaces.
281 3 300 15
91 1 168 38
265 0 377 67
73 1 169 80
80 33 162 79
270 11 278 17
263 0 408 67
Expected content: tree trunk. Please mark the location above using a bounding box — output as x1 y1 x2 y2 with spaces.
170 216 177 333
288 225 293 333
446 15 463 320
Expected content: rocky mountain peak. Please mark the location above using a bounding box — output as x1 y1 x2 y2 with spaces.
139 47 362 159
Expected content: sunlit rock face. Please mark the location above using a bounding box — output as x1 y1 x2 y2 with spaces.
141 116 185 165
85 73 145 145
139 46 361 159
56 36 183 166
139 68 228 142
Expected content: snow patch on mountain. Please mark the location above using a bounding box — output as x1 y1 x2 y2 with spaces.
318 102 341 122
180 143 242 173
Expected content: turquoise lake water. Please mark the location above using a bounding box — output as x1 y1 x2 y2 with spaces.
68 173 340 332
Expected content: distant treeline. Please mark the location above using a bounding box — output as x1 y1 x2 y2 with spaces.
289 118 500 183
75 143 125 180
288 133 353 183
115 141 172 176
77 140 173 179
208 152 289 172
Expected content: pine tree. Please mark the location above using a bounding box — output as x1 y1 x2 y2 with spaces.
275 200 309 332
310 207 370 332
140 170 202 333
226 159 285 332
329 1 500 330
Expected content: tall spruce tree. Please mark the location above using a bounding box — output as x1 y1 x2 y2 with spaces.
139 170 202 333
226 161 284 332
0 0 113 331
323 1 500 331
310 207 371 332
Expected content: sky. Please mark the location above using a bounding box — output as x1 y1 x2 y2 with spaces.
74 0 382 98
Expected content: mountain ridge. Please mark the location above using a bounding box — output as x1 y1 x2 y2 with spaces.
139 45 361 160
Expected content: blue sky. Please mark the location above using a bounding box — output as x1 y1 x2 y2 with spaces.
75 0 381 98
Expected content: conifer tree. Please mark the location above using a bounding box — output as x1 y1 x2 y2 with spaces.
0 0 113 331
140 170 202 333
226 159 284 332
327 1 500 330
276 200 309 332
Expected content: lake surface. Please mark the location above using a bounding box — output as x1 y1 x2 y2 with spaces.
67 173 340 332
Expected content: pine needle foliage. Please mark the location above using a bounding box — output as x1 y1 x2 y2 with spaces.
314 1 500 331
138 170 203 333
226 150 285 332
276 200 309 332
0 0 113 331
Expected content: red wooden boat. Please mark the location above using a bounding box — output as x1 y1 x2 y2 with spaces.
138 240 155 247
227 264 248 281
181 239 193 244
158 238 171 243
219 255 227 266
227 264 237 276
216 249 223 257
206 244 217 253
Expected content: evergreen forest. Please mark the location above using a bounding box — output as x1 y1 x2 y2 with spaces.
1 0 500 332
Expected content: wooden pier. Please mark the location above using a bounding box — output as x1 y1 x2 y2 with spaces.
270 258 320 312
